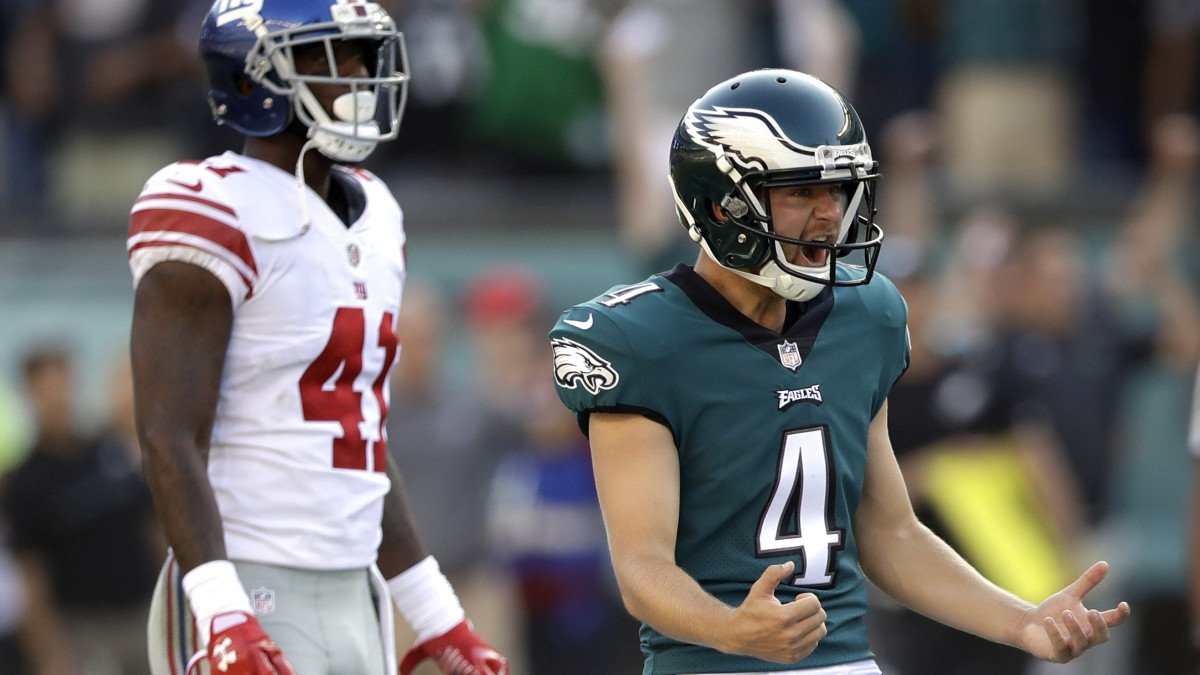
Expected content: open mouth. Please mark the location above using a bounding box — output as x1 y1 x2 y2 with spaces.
797 235 832 267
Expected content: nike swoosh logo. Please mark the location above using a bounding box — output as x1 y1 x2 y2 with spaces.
563 314 594 330
167 178 203 192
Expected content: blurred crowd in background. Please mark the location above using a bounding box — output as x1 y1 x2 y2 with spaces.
1 0 1200 674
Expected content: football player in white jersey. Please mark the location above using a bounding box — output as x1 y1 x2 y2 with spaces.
127 1 507 674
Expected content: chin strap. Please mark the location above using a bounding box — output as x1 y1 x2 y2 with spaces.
294 138 317 233
296 86 380 163
699 239 825 302
251 137 316 243
254 89 380 243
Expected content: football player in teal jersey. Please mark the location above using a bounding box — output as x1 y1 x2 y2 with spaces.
550 69 1131 675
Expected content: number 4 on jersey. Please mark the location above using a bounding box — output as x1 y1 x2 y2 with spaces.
600 282 662 307
757 426 845 587
299 307 397 472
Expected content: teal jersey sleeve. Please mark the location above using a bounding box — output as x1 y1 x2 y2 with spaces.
850 270 911 414
550 279 674 437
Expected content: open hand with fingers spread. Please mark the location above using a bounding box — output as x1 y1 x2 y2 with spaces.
722 561 828 664
1016 561 1132 663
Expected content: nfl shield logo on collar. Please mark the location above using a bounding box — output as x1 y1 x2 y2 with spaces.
777 340 802 371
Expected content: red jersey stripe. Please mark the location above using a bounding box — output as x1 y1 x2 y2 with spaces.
135 192 238 218
130 209 257 275
129 240 256 298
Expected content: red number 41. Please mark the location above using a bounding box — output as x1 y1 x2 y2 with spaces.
299 307 397 472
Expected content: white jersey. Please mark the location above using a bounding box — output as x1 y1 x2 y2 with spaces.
128 151 405 569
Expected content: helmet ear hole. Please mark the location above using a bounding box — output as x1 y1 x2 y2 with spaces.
234 74 255 98
707 199 729 224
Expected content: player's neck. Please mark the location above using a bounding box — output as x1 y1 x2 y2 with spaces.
242 135 335 201
695 254 787 332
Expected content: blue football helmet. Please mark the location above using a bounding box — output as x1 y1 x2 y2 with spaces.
669 69 883 301
199 0 409 162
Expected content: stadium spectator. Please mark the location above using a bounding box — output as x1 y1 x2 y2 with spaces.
1189 363 1200 673
872 231 1105 674
1143 0 1200 131
387 283 523 674
462 267 549 429
2 0 209 231
986 114 1200 528
550 68 1130 675
486 376 640 675
866 109 1200 675
932 0 1082 201
0 515 80 675
470 267 642 675
127 1 506 673
465 0 613 171
2 347 158 674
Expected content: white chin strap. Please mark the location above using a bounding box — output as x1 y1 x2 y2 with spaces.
309 90 382 163
265 90 380 241
699 239 827 302
711 181 864 302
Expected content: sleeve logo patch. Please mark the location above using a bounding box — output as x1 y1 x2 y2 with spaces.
552 337 620 395
563 313 593 330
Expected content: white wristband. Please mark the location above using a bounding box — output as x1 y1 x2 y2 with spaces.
387 555 465 642
181 560 253 648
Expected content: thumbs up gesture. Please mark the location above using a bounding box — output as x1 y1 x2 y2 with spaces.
723 561 828 664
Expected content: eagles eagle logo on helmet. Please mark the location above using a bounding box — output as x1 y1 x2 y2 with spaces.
684 107 818 173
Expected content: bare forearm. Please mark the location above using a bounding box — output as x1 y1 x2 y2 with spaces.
131 261 235 574
376 453 428 578
141 442 226 573
614 552 736 653
860 518 1032 646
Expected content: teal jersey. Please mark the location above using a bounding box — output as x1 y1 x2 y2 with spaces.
550 264 910 674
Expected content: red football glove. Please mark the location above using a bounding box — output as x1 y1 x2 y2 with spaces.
188 611 296 675
399 620 508 675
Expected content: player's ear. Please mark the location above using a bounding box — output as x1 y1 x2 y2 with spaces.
234 74 254 97
709 200 729 223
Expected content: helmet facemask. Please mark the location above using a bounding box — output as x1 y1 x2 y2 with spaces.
690 142 881 301
242 2 409 162
716 155 883 301
668 70 887 302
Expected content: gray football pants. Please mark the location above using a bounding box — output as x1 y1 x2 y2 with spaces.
147 554 391 675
